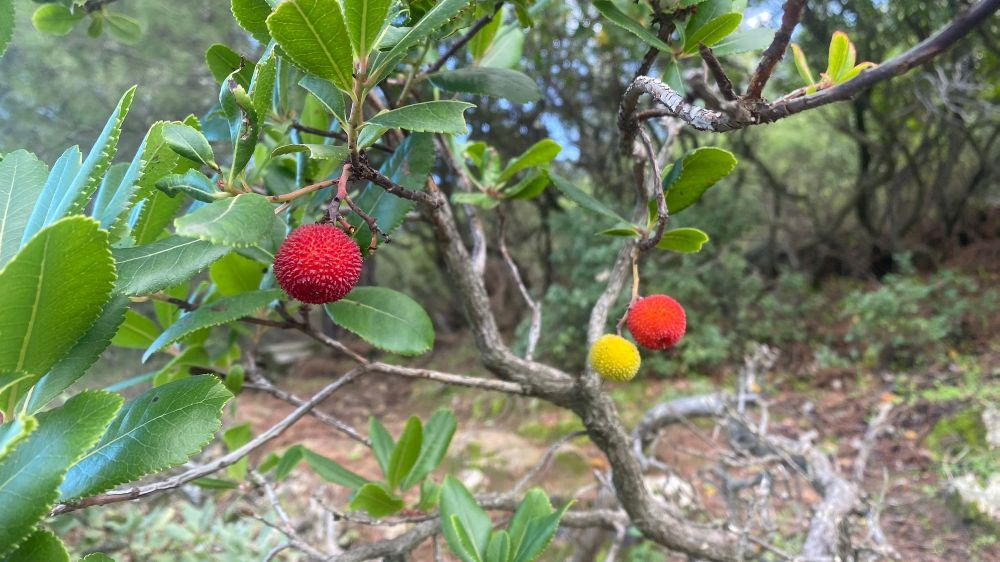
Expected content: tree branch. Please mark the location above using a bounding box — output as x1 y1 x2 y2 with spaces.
698 44 738 100
745 0 807 99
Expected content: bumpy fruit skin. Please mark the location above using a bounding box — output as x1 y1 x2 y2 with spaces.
627 294 686 350
273 224 362 304
588 334 641 382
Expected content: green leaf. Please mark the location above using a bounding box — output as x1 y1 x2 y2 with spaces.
191 477 239 490
548 173 628 224
367 101 475 135
790 43 814 86
79 554 115 562
344 0 392 58
499 139 561 183
266 0 354 93
299 74 348 128
597 225 641 237
452 192 499 209
0 391 121 554
386 416 422 490
440 476 492 562
347 133 434 254
663 60 686 95
250 44 278 123
175 193 275 247
155 170 219 203
163 123 218 170
0 0 13 57
503 171 549 200
485 531 511 562
711 27 775 56
419 479 441 511
349 483 405 518
31 4 83 36
105 13 142 44
231 0 272 43
510 499 572 562
0 415 37 462
302 448 368 489
684 13 742 53
369 0 469 83
429 68 541 104
92 123 160 239
1 528 69 562
114 235 231 296
143 289 282 361
111 310 160 349
0 150 49 268
225 364 245 395
25 87 135 233
369 417 394 476
223 423 252 480
663 147 737 214
468 8 502 62
271 144 349 161
839 61 876 82
25 296 128 413
275 445 305 481
86 13 103 38
210 252 265 296
59 377 232 500
507 488 552 557
325 286 435 355
0 217 115 378
656 227 710 253
826 31 852 82
594 1 670 52
480 26 524 69
400 409 456 491
206 44 254 89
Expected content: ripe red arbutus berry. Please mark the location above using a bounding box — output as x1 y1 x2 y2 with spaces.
626 294 686 350
273 223 362 304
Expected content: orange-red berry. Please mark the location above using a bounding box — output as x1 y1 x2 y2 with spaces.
273 224 362 304
626 294 686 350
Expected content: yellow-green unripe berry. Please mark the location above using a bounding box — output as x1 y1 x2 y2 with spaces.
588 334 641 381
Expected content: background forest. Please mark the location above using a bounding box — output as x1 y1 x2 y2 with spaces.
1 0 998 560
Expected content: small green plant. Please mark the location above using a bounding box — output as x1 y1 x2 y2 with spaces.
439 476 571 562
791 31 877 94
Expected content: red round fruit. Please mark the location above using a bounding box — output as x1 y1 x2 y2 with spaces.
626 294 686 350
273 223 362 304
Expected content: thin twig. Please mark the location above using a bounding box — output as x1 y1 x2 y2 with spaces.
698 43 738 100
745 0 808 99
637 127 667 251
422 2 504 77
497 208 542 360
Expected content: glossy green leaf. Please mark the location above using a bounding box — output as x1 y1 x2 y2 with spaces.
163 123 218 170
840 61 876 82
347 133 434 254
429 68 541 104
662 59 686 96
594 1 670 51
250 43 277 123
105 13 142 44
303 448 368 489
503 171 549 200
266 0 354 93
663 147 737 214
210 252 265 296
175 193 275 247
440 476 492 562
0 391 121 554
656 227 710 253
325 286 434 355
92 124 161 239
369 0 468 83
507 488 552 557
549 173 628 224
25 296 128 413
711 27 775 56
231 0 272 43
826 31 852 82
349 483 405 518
510 498 572 562
344 0 392 57
400 409 456 490
0 150 49 268
468 8 502 62
299 74 348 127
0 217 115 378
1 528 69 562
155 171 219 203
114 235 231 296
597 225 641 237
0 415 36 462
790 43 814 86
369 417 394 476
143 289 282 361
31 4 82 36
485 531 511 562
480 26 524 69
206 44 254 88
111 310 160 349
59 377 232 500
368 101 475 135
683 12 741 53
499 139 561 183
271 144 349 161
386 416 422 490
